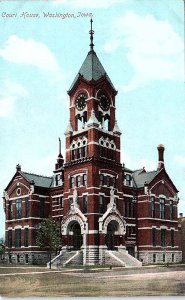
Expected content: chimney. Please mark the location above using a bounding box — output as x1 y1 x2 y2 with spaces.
157 144 165 170
16 164 21 172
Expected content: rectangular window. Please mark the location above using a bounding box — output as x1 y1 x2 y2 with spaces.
172 253 174 262
24 228 29 247
150 197 155 218
161 229 166 247
83 195 88 214
60 196 64 207
76 175 81 187
125 199 134 218
163 254 165 262
100 174 104 186
72 149 75 160
8 230 12 248
39 199 45 218
55 174 60 186
25 198 29 218
15 229 21 248
153 254 156 263
70 176 74 188
171 230 174 247
152 228 156 246
16 199 22 219
125 174 132 186
83 174 87 186
82 146 87 158
112 176 116 188
99 195 104 214
77 148 82 159
8 202 13 220
169 200 173 220
25 254 29 264
107 176 110 187
160 198 165 219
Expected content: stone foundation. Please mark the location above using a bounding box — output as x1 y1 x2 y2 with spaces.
5 251 51 265
138 251 182 264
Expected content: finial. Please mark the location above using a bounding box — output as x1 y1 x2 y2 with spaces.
59 137 61 155
89 18 94 51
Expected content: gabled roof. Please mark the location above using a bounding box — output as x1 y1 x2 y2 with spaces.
132 169 159 188
68 50 116 92
21 172 52 188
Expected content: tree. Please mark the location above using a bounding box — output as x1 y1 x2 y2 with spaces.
36 218 61 269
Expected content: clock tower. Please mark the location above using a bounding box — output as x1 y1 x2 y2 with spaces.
61 20 126 265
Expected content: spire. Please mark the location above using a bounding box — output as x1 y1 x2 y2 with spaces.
55 137 64 170
113 120 122 135
89 18 94 52
68 19 116 94
59 137 61 155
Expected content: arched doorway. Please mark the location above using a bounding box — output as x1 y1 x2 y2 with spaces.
105 220 118 250
71 222 82 250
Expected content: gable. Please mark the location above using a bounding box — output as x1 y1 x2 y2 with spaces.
149 168 178 198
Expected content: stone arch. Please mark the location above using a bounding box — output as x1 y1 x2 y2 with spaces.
103 214 126 235
61 214 86 235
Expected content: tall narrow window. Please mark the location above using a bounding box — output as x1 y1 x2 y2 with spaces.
112 176 116 188
99 195 104 214
161 229 166 247
76 175 81 187
150 197 155 218
152 228 156 246
171 229 174 247
24 228 29 247
160 198 165 219
169 200 173 220
25 198 29 218
39 199 45 218
100 174 104 186
83 174 87 186
77 147 82 159
70 176 74 188
16 199 22 219
72 149 75 160
8 202 13 220
15 229 21 248
125 174 132 186
8 230 12 248
83 195 88 214
107 176 110 187
60 196 64 207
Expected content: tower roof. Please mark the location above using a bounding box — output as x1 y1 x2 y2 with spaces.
68 20 116 93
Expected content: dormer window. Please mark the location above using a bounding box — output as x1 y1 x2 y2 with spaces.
125 174 132 186
55 174 61 186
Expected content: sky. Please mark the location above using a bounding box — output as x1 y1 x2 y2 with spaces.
0 0 184 238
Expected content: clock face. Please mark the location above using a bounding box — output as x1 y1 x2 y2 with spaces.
75 93 87 111
98 94 110 111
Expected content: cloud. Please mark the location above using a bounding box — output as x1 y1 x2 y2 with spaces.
0 80 27 118
104 11 183 91
0 35 63 80
53 0 127 8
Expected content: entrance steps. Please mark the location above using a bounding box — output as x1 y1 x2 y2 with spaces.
105 249 142 267
47 250 83 268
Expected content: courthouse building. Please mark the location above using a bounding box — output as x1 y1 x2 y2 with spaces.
3 21 182 266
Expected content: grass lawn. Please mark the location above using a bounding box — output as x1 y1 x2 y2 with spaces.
0 265 185 297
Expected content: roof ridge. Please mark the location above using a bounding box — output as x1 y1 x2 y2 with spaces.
21 171 52 179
